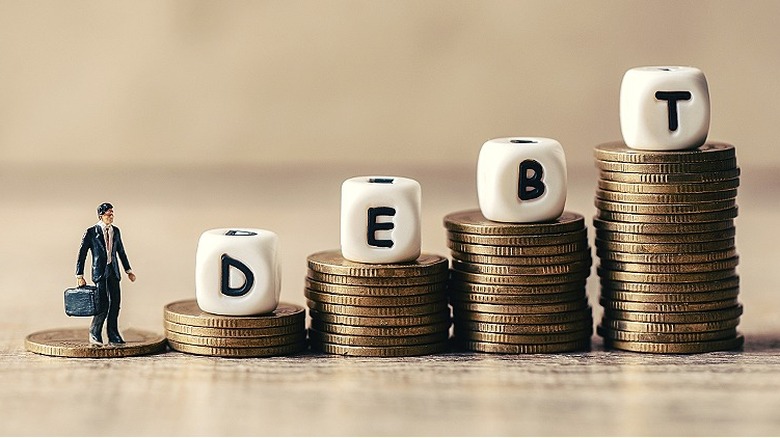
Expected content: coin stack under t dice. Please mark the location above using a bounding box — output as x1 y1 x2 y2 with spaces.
594 142 743 353
445 209 593 353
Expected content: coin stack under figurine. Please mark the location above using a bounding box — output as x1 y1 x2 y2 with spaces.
306 176 451 356
595 66 743 353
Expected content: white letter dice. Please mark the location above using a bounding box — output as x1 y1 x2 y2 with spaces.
477 137 567 223
341 176 421 264
195 228 281 316
620 66 710 150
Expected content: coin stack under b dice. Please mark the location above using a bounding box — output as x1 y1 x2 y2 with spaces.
594 142 743 353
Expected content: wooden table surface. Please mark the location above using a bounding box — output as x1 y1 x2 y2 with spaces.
1 163 778 436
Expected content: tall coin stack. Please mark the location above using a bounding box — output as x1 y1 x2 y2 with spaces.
306 250 451 356
594 142 743 353
444 210 593 353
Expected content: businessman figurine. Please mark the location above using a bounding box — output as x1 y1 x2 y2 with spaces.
76 202 136 345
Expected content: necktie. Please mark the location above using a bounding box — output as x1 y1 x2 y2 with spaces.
105 226 113 264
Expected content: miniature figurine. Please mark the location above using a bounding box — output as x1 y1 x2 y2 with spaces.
75 202 136 345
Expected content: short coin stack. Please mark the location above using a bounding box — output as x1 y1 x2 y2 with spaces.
306 250 451 356
164 299 307 357
594 142 743 353
444 210 593 353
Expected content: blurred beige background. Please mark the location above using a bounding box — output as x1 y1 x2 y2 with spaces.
1 0 779 169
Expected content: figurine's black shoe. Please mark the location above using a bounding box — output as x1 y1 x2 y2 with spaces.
89 333 103 346
107 332 125 344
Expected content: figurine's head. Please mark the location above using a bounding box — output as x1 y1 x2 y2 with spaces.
97 202 114 225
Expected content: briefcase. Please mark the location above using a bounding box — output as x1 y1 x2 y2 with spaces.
64 285 101 317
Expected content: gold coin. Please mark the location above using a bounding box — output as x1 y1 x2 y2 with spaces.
455 328 592 345
306 278 446 297
447 229 587 246
595 158 737 173
308 309 451 327
603 305 743 323
448 241 588 257
600 298 739 313
593 218 734 235
459 338 591 354
596 189 738 203
594 142 736 163
595 199 736 215
601 277 740 293
449 290 586 305
450 299 589 315
164 320 303 338
604 335 744 354
451 259 591 276
165 331 305 348
596 228 736 244
453 307 593 325
595 238 735 253
164 300 305 329
307 270 449 286
450 250 592 266
600 317 740 333
25 328 166 358
598 268 737 283
311 340 449 357
599 257 739 274
597 326 738 343
599 168 741 184
306 250 448 277
309 329 449 347
168 340 306 357
450 280 586 295
311 320 451 337
599 288 740 303
454 318 593 335
451 270 589 286
596 248 737 264
444 210 585 235
304 289 443 307
597 208 739 224
598 179 740 194
306 299 448 317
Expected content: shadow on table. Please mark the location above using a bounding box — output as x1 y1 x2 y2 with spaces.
743 333 780 352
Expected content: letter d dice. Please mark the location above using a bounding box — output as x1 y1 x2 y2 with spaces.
477 137 567 223
195 228 281 316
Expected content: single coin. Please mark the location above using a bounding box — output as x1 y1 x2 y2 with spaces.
25 328 166 358
165 331 305 348
447 229 587 246
454 318 593 335
599 168 741 184
603 305 743 323
305 279 446 297
450 250 592 266
597 208 739 224
600 317 740 333
596 189 737 204
593 218 734 235
308 309 451 327
306 299 448 317
309 329 449 347
448 241 588 257
453 307 593 325
444 210 585 235
164 300 305 329
307 250 448 277
600 298 739 313
451 270 589 286
450 299 589 315
451 259 591 276
599 257 739 274
595 158 737 173
600 288 740 303
311 340 449 357
595 238 735 253
596 228 736 244
456 328 592 345
164 320 303 338
168 340 306 357
597 268 737 283
597 326 738 343
595 199 735 215
594 142 736 163
305 289 443 307
449 290 586 305
311 320 451 337
307 270 449 286
459 338 591 354
450 280 586 296
601 277 740 293
596 248 737 264
598 179 740 194
604 335 744 354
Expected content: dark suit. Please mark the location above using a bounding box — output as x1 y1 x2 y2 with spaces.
76 224 132 343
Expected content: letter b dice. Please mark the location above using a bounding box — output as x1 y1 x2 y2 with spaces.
477 137 567 223
195 228 281 316
341 176 421 264
620 66 710 150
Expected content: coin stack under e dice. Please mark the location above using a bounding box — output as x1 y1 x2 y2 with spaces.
595 66 743 353
306 176 451 356
445 137 593 354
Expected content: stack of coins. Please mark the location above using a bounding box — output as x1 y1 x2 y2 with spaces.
594 142 743 353
306 250 451 356
443 210 593 353
164 299 307 357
